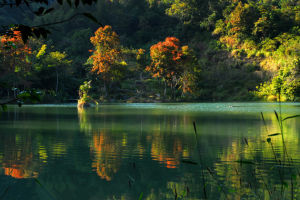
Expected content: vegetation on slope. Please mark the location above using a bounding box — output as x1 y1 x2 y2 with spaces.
0 0 299 103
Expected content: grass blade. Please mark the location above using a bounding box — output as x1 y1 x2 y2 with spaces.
34 178 57 200
0 186 10 199
282 115 300 121
274 110 280 123
181 160 198 165
138 192 143 200
260 112 265 123
193 121 197 135
192 121 207 199
268 133 281 137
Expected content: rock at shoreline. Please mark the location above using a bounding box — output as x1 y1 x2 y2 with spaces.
77 100 91 108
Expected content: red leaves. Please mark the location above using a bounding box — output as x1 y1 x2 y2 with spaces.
147 37 184 80
0 30 32 73
1 31 32 54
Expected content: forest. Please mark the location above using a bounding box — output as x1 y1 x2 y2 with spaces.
1 1 300 199
0 0 299 103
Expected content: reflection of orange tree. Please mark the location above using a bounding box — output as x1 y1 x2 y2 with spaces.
90 131 122 181
0 135 39 179
3 163 38 179
150 132 187 169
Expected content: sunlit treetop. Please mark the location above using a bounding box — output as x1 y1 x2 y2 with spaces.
147 36 183 79
89 25 124 82
0 30 33 67
90 25 120 52
0 31 32 54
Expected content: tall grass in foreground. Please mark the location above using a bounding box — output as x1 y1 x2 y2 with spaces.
190 104 300 200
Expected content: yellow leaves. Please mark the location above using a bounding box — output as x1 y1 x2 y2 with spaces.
38 145 48 163
119 61 127 66
36 44 47 58
49 51 67 61
136 48 146 60
181 45 189 54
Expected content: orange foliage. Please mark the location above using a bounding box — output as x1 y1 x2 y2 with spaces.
150 135 183 169
1 31 32 54
0 30 32 74
220 34 239 48
91 131 120 181
4 167 24 179
147 37 184 81
92 162 113 181
2 153 38 179
89 25 121 81
137 48 145 56
3 166 38 179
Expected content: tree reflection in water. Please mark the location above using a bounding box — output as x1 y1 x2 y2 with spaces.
0 104 299 199
0 133 39 179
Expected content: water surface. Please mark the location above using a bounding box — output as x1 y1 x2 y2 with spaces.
0 103 300 199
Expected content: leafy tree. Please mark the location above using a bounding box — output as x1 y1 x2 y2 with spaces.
88 25 126 98
34 44 72 97
179 45 199 97
147 37 193 99
136 48 147 80
45 51 72 94
0 31 32 98
225 2 259 37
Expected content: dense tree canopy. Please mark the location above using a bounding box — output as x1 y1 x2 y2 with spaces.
88 25 126 98
0 0 299 103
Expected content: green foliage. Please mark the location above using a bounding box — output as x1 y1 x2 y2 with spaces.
1 0 299 103
78 80 93 103
79 81 91 98
255 67 300 101
208 0 300 101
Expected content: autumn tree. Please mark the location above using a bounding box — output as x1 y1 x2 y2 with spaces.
88 25 126 98
0 31 32 98
147 37 194 99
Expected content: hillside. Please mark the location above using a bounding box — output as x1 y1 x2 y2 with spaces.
0 0 299 102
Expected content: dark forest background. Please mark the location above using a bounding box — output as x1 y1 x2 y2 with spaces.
0 0 299 103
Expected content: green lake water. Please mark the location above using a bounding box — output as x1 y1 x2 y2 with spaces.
0 103 300 199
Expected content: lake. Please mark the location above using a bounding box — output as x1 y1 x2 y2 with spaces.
0 103 300 200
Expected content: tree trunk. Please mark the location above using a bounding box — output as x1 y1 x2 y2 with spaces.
140 72 143 80
13 81 16 98
171 82 175 100
104 81 108 98
164 80 167 99
55 68 59 95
